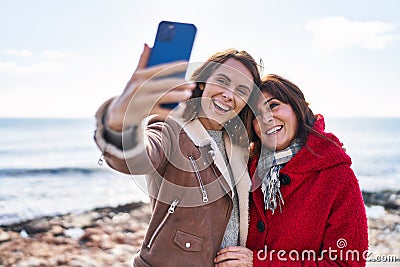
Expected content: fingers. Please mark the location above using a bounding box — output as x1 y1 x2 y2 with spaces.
124 84 194 120
143 90 193 116
132 44 187 84
157 90 193 104
140 78 195 94
214 251 239 264
135 43 151 71
136 61 189 81
141 89 193 117
214 246 253 266
115 77 195 124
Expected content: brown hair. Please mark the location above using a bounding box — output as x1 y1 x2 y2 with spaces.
251 74 318 156
182 48 262 147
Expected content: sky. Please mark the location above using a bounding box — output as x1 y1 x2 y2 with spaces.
0 0 399 118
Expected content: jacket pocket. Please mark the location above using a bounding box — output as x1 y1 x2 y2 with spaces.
173 230 204 252
146 198 179 249
188 155 209 203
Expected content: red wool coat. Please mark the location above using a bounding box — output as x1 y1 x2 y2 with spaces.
247 115 368 266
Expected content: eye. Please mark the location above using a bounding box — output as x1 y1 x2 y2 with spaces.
269 103 279 110
236 88 249 96
216 78 228 85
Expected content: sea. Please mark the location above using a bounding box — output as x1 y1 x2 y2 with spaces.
0 117 399 226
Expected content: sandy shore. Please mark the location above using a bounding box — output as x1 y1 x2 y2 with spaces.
1 193 399 266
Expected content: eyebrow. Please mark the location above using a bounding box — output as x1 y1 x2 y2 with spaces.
263 97 278 106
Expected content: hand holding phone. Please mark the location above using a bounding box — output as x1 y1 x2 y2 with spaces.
105 22 196 131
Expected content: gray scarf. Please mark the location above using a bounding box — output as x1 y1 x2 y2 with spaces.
257 140 302 214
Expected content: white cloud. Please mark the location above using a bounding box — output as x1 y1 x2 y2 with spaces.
0 61 66 75
1 49 33 58
306 16 398 51
42 50 74 59
0 49 74 75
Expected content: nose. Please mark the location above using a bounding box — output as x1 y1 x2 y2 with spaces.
262 110 273 124
221 89 234 101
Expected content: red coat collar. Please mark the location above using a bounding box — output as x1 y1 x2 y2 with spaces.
249 115 351 205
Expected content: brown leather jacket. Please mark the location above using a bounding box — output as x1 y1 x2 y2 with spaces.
94 100 251 267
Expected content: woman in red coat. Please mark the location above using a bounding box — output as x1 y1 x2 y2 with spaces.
214 74 368 266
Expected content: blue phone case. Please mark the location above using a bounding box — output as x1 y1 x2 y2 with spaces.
147 21 197 67
147 21 197 109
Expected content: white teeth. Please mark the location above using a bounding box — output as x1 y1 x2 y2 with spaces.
267 126 282 135
214 100 231 112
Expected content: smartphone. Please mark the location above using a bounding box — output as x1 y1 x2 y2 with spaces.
147 21 197 109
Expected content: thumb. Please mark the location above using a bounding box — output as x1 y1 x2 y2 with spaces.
136 43 151 70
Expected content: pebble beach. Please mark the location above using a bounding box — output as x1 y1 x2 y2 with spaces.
1 191 399 266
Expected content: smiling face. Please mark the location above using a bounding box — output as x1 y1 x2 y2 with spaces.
253 91 298 151
198 58 254 130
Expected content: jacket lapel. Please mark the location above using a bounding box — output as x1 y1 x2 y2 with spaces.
180 119 235 198
175 117 251 247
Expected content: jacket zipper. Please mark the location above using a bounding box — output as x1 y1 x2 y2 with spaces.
188 155 209 203
206 158 232 198
147 198 179 249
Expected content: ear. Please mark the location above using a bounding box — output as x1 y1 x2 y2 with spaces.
199 83 205 90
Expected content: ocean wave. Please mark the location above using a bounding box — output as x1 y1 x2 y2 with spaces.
0 167 103 177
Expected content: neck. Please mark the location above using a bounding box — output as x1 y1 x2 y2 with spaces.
198 117 224 131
